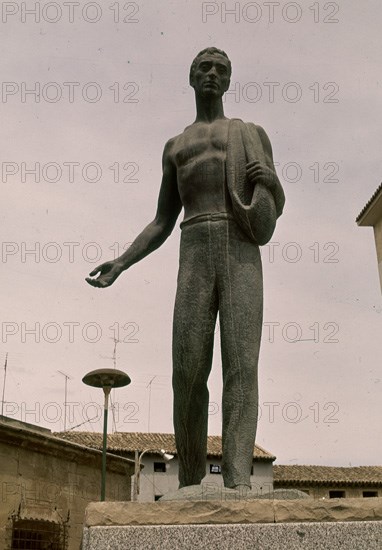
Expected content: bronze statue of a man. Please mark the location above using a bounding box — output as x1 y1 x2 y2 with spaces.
86 47 285 491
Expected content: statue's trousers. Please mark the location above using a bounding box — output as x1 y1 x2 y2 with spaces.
172 212 263 488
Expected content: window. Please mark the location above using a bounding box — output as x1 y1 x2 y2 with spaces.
363 491 378 497
153 461 166 472
154 495 163 501
11 518 66 550
210 464 221 474
329 490 346 498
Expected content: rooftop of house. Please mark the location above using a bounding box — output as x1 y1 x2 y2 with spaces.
54 431 276 462
274 465 382 487
0 416 134 474
356 182 382 226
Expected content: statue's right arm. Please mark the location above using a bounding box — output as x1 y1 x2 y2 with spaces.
86 139 182 288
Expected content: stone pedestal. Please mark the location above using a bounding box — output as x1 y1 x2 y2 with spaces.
82 498 382 549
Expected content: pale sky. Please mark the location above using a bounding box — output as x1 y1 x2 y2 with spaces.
1 0 381 466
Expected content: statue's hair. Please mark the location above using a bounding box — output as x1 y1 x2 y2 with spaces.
189 47 232 81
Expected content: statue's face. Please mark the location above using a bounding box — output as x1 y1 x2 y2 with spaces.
190 53 231 98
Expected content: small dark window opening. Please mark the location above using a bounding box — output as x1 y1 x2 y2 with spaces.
363 491 378 497
153 461 166 472
329 490 346 498
250 465 254 475
154 495 163 501
210 464 221 474
11 518 66 550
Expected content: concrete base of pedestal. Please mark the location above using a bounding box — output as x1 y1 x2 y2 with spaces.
81 498 382 550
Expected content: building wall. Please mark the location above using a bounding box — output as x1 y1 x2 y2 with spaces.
0 434 131 550
136 456 273 501
274 484 380 499
373 217 382 290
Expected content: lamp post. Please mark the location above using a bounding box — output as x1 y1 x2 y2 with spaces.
82 368 131 501
133 448 174 501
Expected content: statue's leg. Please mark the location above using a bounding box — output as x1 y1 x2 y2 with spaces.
218 220 263 489
172 222 218 488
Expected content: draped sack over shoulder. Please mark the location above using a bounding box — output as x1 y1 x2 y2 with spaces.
226 118 284 246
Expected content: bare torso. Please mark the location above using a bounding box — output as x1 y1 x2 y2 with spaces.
85 51 284 291
168 118 232 222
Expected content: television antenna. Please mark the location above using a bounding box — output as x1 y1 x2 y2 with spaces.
1 353 8 416
146 375 157 432
99 337 121 432
57 370 73 431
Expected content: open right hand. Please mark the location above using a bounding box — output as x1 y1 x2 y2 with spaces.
85 260 124 288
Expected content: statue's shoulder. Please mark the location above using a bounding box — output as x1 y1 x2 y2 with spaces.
243 121 271 148
163 133 182 156
165 133 179 147
165 128 188 149
230 118 265 134
242 120 265 134
164 123 199 155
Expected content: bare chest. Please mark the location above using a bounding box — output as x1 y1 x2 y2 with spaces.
172 120 229 168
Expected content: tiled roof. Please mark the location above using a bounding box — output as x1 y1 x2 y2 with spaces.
274 465 382 487
54 431 275 461
356 182 382 223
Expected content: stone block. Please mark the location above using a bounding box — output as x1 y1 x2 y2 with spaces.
82 522 382 550
85 500 275 526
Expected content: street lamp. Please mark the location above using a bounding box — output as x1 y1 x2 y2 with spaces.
133 448 174 501
82 368 131 501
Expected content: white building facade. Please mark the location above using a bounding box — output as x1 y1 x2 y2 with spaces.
357 182 382 292
137 452 274 502
56 431 276 502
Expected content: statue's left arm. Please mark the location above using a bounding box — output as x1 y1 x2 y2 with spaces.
246 123 285 218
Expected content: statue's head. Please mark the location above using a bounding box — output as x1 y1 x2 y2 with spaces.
189 47 231 97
